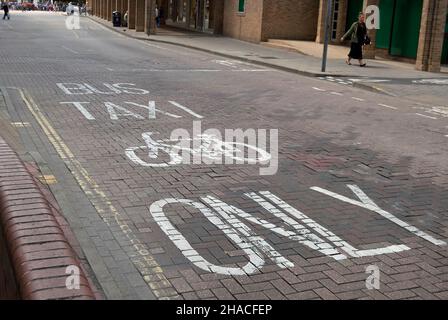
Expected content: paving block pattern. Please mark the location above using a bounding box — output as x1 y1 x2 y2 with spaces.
0 137 95 300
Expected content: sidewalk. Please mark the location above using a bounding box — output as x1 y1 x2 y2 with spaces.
89 16 448 103
0 89 99 300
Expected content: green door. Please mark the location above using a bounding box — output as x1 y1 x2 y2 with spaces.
376 0 394 49
389 0 423 58
442 13 448 65
346 0 363 31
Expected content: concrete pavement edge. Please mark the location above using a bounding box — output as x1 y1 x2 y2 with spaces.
0 137 97 300
86 15 393 96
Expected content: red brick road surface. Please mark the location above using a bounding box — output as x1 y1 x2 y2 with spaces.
1 12 448 300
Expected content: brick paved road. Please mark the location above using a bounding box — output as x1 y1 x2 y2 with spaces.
1 11 448 300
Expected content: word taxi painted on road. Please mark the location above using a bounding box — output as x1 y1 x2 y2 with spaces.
57 82 203 120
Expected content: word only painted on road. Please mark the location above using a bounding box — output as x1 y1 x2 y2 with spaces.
150 184 446 275
56 82 203 120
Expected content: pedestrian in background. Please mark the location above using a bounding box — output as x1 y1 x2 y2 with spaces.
159 6 164 26
341 12 370 67
2 2 10 20
155 5 160 28
123 10 128 27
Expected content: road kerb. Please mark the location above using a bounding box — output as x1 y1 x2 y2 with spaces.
0 137 96 300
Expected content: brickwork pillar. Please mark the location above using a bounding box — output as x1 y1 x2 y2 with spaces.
212 0 224 35
128 0 136 29
107 0 112 21
144 0 156 35
117 0 123 15
122 0 129 21
135 0 145 32
335 0 348 44
416 0 448 72
316 0 328 43
101 0 106 18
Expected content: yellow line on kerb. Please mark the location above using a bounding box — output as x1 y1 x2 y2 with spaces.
19 89 177 299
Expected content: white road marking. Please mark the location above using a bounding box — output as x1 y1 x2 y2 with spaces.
125 101 181 119
60 102 95 120
57 82 149 95
10 122 30 128
234 69 271 72
378 103 397 110
168 101 203 119
330 92 343 96
130 69 270 73
312 87 326 92
311 185 446 246
349 79 391 83
351 97 365 102
415 113 437 120
212 60 239 67
258 191 409 258
62 46 79 54
413 79 448 85
105 102 145 120
106 67 115 71
19 88 177 298
150 198 270 275
150 185 441 274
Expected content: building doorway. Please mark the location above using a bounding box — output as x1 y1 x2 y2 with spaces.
376 0 423 59
167 0 188 24
188 0 215 32
442 12 448 65
203 0 215 32
346 0 363 32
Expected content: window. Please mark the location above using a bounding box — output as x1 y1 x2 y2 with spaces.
238 0 245 13
331 0 340 41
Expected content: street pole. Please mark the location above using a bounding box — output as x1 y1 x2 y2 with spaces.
321 0 333 72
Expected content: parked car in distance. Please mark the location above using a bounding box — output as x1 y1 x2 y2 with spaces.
22 2 37 11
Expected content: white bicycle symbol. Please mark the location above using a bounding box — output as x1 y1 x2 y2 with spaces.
125 132 272 167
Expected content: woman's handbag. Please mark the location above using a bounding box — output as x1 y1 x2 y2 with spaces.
364 35 371 45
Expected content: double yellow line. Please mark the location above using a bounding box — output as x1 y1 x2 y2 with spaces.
20 88 177 299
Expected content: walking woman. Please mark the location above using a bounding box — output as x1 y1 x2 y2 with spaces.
341 12 369 67
2 2 10 20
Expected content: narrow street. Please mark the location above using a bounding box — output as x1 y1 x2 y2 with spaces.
1 11 448 300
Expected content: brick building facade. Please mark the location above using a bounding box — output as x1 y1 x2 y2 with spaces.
91 0 448 72
223 0 319 42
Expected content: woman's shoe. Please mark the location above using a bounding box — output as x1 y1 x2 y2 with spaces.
346 60 352 65
360 63 367 67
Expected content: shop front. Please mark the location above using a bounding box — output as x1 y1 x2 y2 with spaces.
442 12 448 65
375 0 423 59
164 0 221 34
